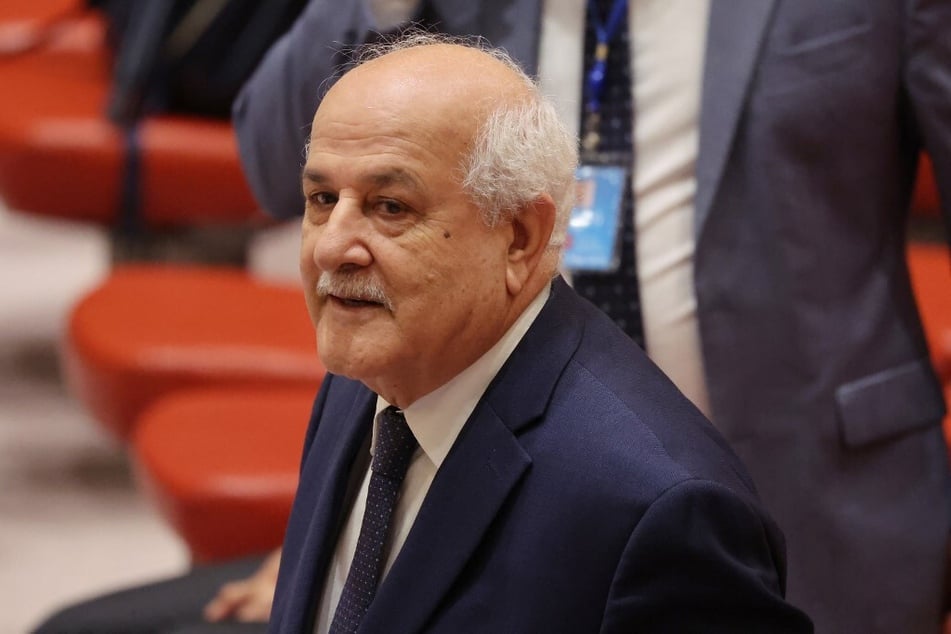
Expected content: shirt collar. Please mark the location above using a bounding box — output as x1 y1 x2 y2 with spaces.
374 283 551 469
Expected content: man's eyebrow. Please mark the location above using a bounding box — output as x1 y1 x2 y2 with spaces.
301 168 327 184
369 168 423 190
301 166 424 191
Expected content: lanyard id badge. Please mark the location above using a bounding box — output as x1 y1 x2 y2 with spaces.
564 164 627 271
564 0 629 273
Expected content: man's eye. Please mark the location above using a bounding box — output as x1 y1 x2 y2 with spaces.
376 199 406 215
309 192 337 206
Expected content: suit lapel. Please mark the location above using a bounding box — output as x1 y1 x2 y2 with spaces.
695 0 776 239
358 279 585 633
361 404 531 633
276 380 375 634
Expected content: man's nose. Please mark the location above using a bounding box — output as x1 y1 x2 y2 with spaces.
312 196 372 271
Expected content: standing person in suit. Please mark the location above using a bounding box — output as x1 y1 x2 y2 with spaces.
232 1 951 631
266 33 810 633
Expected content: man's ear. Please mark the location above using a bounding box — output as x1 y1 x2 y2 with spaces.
506 193 556 296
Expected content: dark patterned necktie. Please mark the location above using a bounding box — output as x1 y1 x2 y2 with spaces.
329 406 418 634
571 0 645 349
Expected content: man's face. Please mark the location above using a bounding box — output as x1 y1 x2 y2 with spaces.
299 55 516 407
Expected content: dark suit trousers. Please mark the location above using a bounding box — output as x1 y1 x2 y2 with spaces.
31 555 268 634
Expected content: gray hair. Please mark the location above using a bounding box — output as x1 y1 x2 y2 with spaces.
353 31 579 251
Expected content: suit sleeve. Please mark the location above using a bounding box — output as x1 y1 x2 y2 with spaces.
905 0 951 231
600 479 814 633
232 1 384 220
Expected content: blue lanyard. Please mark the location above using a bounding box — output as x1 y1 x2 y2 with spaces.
584 0 629 115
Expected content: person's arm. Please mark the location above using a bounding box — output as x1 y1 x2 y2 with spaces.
905 0 951 229
203 548 282 623
904 5 951 621
601 480 813 633
232 0 422 220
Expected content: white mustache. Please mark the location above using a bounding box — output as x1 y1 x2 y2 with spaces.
317 271 393 311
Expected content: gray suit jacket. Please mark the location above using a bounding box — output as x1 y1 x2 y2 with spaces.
233 1 951 631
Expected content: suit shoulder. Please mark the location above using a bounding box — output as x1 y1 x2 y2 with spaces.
546 346 761 503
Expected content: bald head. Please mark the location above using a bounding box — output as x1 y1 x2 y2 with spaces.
310 34 578 252
315 41 536 208
331 40 533 128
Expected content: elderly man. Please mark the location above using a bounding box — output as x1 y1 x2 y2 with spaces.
269 34 811 634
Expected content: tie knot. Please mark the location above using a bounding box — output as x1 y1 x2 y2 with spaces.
372 406 418 480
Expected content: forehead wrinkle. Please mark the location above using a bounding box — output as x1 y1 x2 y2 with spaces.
315 73 483 144
311 112 450 150
302 161 425 191
306 129 456 181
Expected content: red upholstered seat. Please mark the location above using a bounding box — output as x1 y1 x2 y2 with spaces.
63 265 324 440
0 0 81 21
0 1 98 64
914 245 951 466
0 0 84 46
907 242 951 384
132 386 316 562
137 116 262 226
0 16 122 221
912 154 940 218
0 13 261 227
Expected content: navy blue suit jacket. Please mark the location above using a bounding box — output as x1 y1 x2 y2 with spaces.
269 279 811 633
